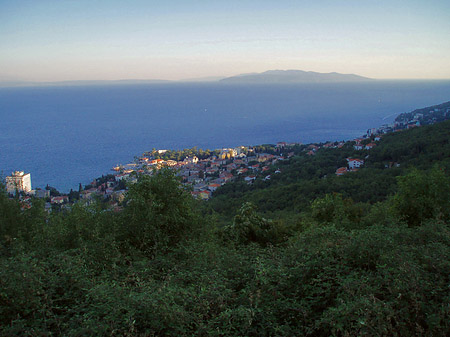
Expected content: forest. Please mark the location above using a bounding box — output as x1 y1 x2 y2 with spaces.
1 120 450 336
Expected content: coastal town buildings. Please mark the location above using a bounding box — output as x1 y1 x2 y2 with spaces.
219 148 237 160
6 171 32 194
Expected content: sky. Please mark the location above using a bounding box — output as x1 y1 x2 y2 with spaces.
1 0 450 81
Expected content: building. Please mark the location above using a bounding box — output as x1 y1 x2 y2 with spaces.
367 128 377 137
347 158 364 169
186 156 199 164
207 183 221 192
244 175 256 183
51 196 69 204
219 148 237 160
365 142 376 150
34 188 50 199
335 167 348 176
191 190 211 200
6 171 32 194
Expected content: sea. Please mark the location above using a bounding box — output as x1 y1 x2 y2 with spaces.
1 80 450 192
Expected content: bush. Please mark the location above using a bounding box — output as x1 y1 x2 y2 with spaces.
393 167 450 226
121 168 199 256
222 202 286 246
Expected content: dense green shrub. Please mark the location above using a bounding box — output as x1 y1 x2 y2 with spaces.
121 168 199 256
393 166 450 226
310 193 364 228
222 202 286 246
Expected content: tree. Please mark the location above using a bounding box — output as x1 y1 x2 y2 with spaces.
45 185 60 197
199 170 205 179
121 168 198 255
310 193 363 228
0 183 23 246
223 202 284 246
393 167 450 226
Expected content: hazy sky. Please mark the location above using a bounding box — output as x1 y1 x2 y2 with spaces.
1 0 449 81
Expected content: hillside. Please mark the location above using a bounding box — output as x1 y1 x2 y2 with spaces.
395 100 450 125
209 119 450 221
220 69 371 83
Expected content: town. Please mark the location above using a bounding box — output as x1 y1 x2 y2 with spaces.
5 101 450 213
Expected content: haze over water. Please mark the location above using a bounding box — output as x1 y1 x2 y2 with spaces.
1 80 450 192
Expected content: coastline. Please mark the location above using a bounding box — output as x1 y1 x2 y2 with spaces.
7 100 449 210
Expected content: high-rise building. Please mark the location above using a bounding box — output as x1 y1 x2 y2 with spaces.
6 171 32 194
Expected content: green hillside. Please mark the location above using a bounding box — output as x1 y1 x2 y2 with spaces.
395 101 450 125
209 120 450 223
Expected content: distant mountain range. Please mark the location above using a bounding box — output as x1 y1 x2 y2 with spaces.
0 70 372 87
219 70 372 83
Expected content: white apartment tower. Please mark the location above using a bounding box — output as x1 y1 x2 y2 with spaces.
6 171 32 194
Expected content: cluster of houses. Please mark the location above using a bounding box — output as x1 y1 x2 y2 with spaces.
329 105 446 176
113 146 295 200
330 105 450 176
367 104 450 137
4 169 128 212
302 138 371 176
5 145 294 211
305 141 345 156
395 104 450 128
78 181 127 206
309 105 448 177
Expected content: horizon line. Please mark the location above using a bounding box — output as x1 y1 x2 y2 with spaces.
2 77 450 88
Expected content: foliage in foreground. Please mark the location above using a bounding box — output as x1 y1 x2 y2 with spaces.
1 162 450 335
1 219 450 335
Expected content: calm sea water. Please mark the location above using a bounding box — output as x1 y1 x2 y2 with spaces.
1 81 450 192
